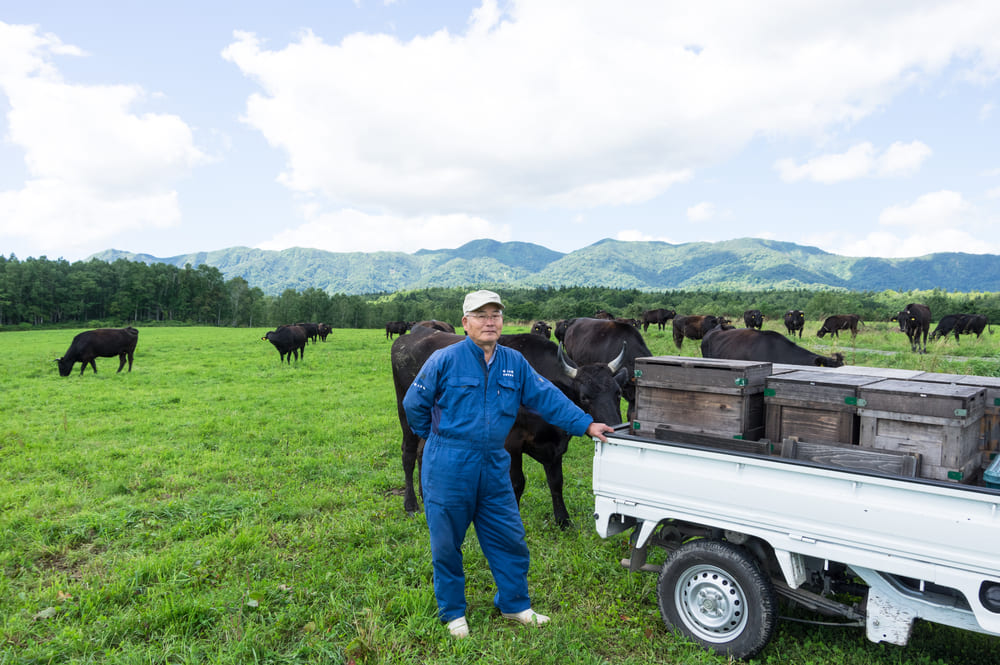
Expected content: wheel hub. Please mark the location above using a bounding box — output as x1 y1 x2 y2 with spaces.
677 565 748 640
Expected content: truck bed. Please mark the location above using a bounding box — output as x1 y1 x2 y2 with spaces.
593 428 1000 637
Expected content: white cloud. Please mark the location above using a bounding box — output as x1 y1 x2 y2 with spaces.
687 202 716 222
986 186 1000 199
819 190 998 257
0 21 206 255
776 140 930 183
223 1 1000 219
833 228 995 258
776 143 876 183
256 208 510 253
878 190 972 228
876 141 933 176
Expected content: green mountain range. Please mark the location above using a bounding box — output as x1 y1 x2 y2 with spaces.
88 237 1000 295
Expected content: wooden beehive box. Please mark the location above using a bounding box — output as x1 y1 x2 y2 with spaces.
913 372 1000 468
857 379 986 483
765 370 885 445
634 356 771 440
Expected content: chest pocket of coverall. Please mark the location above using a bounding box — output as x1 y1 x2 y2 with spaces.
497 375 520 417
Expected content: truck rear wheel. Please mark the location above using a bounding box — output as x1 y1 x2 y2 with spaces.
657 539 777 660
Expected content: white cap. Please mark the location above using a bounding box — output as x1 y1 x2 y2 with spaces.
463 289 504 314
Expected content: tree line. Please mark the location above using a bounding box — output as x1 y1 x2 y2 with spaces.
2 254 999 330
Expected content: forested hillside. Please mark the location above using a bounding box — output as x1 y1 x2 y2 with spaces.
88 238 1000 296
3 253 1000 330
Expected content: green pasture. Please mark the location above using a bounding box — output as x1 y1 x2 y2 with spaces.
1 322 998 664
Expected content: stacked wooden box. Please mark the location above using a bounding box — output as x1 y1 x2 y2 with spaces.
910 372 1000 469
857 379 986 483
764 370 883 445
633 356 771 441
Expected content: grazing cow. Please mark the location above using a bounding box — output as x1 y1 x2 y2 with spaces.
317 323 332 341
263 324 307 363
930 313 992 342
614 317 641 329
672 314 728 350
55 327 139 376
642 308 676 332
900 303 931 353
960 314 991 338
593 309 615 320
392 330 627 527
295 322 320 343
412 320 455 333
530 321 553 339
817 314 863 339
784 310 805 337
385 320 411 340
554 318 577 343
702 327 845 367
743 309 764 330
563 317 654 421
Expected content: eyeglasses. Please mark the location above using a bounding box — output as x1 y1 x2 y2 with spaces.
467 312 503 322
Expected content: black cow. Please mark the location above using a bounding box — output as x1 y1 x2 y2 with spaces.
385 321 411 340
930 313 991 342
317 323 332 341
413 320 455 333
554 318 576 343
672 314 728 349
960 314 991 338
743 309 763 330
642 308 676 332
563 317 653 421
530 321 553 339
593 309 615 320
55 327 138 376
900 303 931 353
392 330 627 527
701 327 845 367
784 310 805 337
263 324 307 363
817 314 863 339
295 322 320 343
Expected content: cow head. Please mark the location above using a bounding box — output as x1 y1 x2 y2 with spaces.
54 357 72 377
557 343 628 425
815 352 845 368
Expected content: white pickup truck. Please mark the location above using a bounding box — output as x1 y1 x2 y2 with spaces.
592 426 1000 660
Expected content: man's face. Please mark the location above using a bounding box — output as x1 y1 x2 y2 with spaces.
462 306 504 346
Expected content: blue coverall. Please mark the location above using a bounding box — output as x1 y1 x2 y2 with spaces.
402 335 593 622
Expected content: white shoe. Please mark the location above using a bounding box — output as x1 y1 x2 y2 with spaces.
447 616 469 638
502 608 550 626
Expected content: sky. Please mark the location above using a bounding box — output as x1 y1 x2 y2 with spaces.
2 0 1000 263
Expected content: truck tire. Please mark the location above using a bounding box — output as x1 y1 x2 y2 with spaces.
657 539 777 660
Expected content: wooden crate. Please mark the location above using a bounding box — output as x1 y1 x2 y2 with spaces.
857 379 986 483
634 356 771 440
913 372 1000 468
764 370 884 445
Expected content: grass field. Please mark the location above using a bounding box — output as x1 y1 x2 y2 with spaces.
1 321 999 664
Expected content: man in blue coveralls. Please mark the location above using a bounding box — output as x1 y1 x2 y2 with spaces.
403 289 614 638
